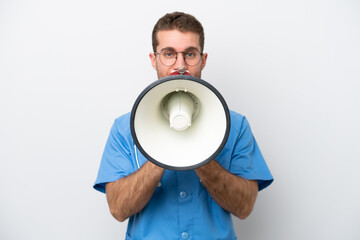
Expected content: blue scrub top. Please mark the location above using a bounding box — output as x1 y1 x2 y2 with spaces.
94 110 273 240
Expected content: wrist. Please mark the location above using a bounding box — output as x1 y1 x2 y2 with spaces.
195 160 222 182
145 161 165 175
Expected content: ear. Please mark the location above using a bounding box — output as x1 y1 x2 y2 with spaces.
201 53 208 70
149 52 157 70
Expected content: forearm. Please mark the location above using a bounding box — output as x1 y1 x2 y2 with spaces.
195 160 258 219
105 161 165 222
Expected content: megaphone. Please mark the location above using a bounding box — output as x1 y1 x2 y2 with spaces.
130 75 230 170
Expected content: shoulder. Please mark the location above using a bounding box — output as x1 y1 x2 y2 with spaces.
229 110 245 122
114 112 131 125
112 112 131 136
229 110 249 133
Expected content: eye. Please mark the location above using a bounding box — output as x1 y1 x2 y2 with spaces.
162 51 176 58
185 51 196 58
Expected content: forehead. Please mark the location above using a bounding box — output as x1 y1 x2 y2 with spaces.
156 30 201 52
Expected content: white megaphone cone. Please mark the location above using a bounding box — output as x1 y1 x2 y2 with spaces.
130 75 230 170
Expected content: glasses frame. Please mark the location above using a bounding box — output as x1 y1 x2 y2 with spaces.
155 49 203 67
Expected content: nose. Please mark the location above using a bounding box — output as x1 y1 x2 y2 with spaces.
174 52 187 69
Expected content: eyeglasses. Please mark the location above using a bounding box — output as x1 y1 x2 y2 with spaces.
155 49 203 66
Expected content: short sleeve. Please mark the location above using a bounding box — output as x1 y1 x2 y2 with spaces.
93 114 136 193
229 114 273 191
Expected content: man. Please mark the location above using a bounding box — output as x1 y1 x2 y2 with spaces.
94 12 273 239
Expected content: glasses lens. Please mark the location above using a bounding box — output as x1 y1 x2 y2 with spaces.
160 50 177 66
184 50 201 66
158 50 202 66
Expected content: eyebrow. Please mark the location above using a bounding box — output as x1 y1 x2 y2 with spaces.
159 47 176 52
159 46 201 52
184 47 201 52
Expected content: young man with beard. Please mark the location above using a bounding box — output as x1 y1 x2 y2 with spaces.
94 12 273 240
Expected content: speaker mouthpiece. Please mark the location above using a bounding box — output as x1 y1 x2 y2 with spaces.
167 92 195 131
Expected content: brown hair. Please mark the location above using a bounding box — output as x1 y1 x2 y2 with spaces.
152 12 205 52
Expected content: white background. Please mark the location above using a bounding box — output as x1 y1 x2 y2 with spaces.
1 0 359 239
